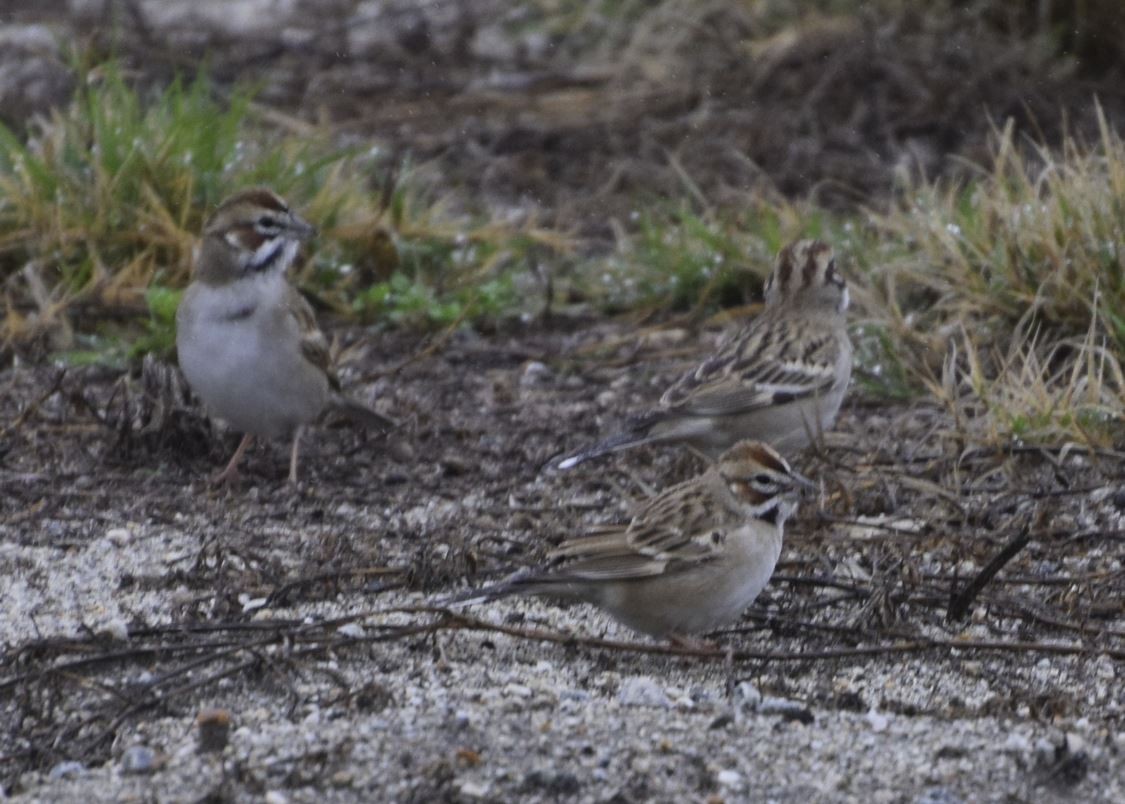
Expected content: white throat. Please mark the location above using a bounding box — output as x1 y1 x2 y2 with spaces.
230 235 300 275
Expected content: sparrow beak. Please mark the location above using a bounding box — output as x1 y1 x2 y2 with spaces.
290 212 317 241
791 470 816 492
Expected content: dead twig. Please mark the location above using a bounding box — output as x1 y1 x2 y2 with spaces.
947 523 1034 622
0 369 66 441
437 609 1125 661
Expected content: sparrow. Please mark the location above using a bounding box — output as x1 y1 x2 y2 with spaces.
454 440 810 643
558 239 852 468
175 188 394 484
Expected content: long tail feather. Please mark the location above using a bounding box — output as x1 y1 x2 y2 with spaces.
433 569 542 609
554 417 660 470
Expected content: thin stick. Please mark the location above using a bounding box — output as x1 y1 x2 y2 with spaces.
0 369 66 441
947 525 1032 621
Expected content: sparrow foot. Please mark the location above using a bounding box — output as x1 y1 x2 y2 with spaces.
211 433 253 486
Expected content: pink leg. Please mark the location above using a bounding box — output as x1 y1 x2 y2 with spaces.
288 426 304 485
212 434 253 486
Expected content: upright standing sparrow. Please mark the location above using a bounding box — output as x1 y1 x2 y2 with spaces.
176 188 394 484
455 440 809 643
558 240 851 468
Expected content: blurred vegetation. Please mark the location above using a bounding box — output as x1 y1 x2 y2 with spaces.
0 59 567 367
0 15 1122 448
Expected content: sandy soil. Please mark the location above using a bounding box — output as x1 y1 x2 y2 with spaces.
2 321 1124 801
2 2 1124 801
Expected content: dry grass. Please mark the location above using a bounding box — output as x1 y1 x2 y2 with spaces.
927 318 1125 449
859 111 1125 446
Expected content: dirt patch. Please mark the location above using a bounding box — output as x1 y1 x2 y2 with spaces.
2 321 1123 800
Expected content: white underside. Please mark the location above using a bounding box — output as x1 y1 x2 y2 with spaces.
176 271 327 439
584 524 783 638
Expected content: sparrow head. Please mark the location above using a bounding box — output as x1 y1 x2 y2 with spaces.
717 440 813 526
193 188 316 284
763 239 848 314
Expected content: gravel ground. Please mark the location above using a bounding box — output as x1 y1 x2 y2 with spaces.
3 322 1124 802
2 3 1124 800
10 594 1124 804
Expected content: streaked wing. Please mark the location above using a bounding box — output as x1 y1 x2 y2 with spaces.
545 524 668 581
285 286 338 388
545 482 731 581
661 316 840 415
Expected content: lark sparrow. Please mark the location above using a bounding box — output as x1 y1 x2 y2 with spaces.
558 239 851 468
456 440 810 643
175 188 394 484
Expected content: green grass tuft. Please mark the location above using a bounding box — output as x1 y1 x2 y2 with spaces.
0 59 567 362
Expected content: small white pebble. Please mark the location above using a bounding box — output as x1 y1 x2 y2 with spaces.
617 676 671 709
736 682 761 710
866 708 889 733
48 761 86 781
519 361 551 387
97 617 129 641
1094 655 1116 679
717 769 743 789
458 781 489 798
120 745 158 775
336 623 364 639
240 595 268 613
1034 737 1057 762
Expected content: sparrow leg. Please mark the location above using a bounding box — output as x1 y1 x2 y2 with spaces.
724 642 737 721
213 434 253 486
288 426 304 484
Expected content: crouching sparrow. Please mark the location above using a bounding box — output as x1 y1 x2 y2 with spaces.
176 188 394 484
454 440 810 643
558 239 852 468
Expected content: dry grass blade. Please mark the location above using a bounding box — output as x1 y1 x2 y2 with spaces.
860 110 1125 448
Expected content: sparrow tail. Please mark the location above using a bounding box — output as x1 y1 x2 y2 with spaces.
554 417 659 470
433 569 549 609
328 394 397 431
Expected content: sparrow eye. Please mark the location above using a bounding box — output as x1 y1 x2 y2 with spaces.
752 473 777 488
256 215 281 232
